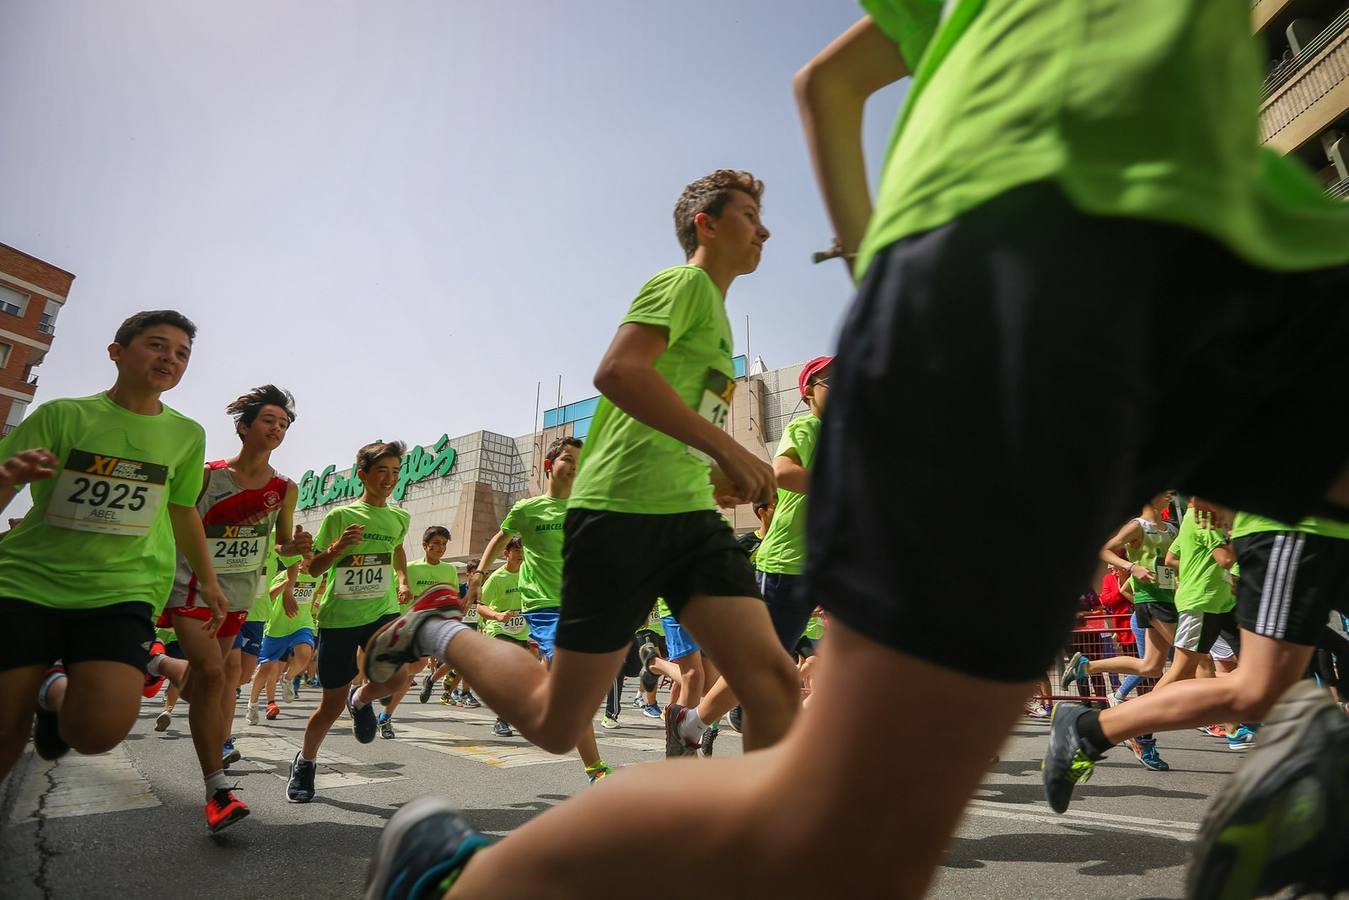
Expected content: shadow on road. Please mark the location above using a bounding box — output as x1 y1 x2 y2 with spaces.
944 825 1191 877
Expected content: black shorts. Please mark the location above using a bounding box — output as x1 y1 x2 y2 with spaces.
757 571 815 656
1133 601 1179 630
0 598 154 673
317 614 398 688
793 636 818 660
1174 609 1241 655
560 509 761 654
1234 531 1349 646
805 182 1349 682
492 632 530 648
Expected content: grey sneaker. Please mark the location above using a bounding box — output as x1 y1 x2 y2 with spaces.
664 704 699 758
348 685 378 744
1060 652 1089 690
1041 702 1101 814
362 587 463 684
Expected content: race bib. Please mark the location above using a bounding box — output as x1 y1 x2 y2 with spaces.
688 368 735 463
463 603 479 625
647 609 661 629
504 613 528 636
1156 565 1177 591
206 523 267 573
332 552 392 601
292 583 316 603
45 449 166 536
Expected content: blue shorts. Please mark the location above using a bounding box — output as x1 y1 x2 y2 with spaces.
233 621 265 657
524 610 560 662
661 615 700 662
258 628 316 664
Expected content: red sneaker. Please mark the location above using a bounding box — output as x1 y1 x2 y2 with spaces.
142 641 167 698
265 701 280 720
205 788 249 833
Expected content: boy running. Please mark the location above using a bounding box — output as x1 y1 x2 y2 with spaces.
0 311 222 788
472 536 526 736
286 440 414 803
384 527 459 734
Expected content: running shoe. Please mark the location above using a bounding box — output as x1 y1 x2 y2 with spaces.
1060 652 1089 690
379 714 396 741
287 752 316 803
33 707 69 761
700 723 719 757
155 709 173 732
1128 738 1169 771
1197 724 1228 739
1226 725 1257 751
418 675 435 704
348 684 377 744
629 694 645 711
266 701 281 721
205 786 249 833
1107 692 1124 708
664 704 699 758
306 676 321 688
246 705 260 726
1187 681 1349 900
728 705 744 734
362 795 491 900
586 763 612 785
440 691 453 707
461 691 481 709
1041 702 1101 813
638 640 660 693
142 641 167 698
450 691 464 707
222 738 242 768
599 715 620 730
492 719 513 737
283 677 299 702
362 587 463 684
1025 699 1050 718
641 703 662 719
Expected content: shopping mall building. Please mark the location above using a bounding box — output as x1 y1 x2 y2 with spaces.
291 355 816 567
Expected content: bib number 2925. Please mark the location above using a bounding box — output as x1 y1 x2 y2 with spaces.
45 449 166 536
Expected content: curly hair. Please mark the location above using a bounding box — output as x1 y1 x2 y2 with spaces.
673 169 764 260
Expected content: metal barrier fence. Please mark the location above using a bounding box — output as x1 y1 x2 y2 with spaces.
1037 613 1157 706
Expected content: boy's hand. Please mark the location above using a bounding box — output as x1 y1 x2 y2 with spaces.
333 524 365 552
283 589 299 618
0 449 59 492
711 443 776 507
1128 563 1156 585
280 524 313 556
397 579 412 607
198 580 230 638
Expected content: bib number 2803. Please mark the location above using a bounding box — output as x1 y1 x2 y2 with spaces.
45 449 166 536
333 553 392 601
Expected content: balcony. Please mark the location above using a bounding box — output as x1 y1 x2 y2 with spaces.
1260 11 1349 153
37 314 55 337
0 300 21 318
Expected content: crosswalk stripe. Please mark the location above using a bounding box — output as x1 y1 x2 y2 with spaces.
963 798 1198 840
9 747 160 823
389 721 576 769
232 733 404 790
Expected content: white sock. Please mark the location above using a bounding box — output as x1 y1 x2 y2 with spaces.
351 686 371 710
37 670 66 712
205 769 229 800
146 654 166 677
413 617 468 660
677 708 706 744
299 753 316 764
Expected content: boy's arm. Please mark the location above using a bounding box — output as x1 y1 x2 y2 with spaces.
0 450 59 512
1099 520 1145 577
1164 550 1181 571
273 483 313 557
773 449 810 494
168 504 229 635
394 545 411 606
469 529 513 602
794 16 909 274
594 323 775 505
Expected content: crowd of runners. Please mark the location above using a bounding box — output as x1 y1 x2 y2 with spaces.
2 1 1349 898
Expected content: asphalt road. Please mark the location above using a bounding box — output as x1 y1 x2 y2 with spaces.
1 683 1248 899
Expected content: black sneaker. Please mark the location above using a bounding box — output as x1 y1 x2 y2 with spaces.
33 707 69 761
492 719 513 738
418 676 435 704
348 685 377 744
727 705 744 734
363 796 491 900
1041 702 1102 814
700 723 719 757
1187 681 1349 900
286 752 316 803
461 691 481 710
638 640 659 693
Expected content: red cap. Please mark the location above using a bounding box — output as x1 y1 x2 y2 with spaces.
798 356 834 397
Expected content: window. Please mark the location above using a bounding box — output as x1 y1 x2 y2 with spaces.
0 284 28 318
37 313 55 336
0 342 10 368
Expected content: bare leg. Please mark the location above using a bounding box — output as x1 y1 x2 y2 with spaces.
1150 646 1202 692
673 654 705 708
0 666 46 780
446 621 1030 899
173 616 231 778
1085 619 1175 679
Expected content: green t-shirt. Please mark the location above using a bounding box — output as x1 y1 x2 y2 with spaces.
1231 512 1349 542
0 394 205 612
405 558 462 607
570 266 735 514
480 565 528 640
1170 508 1234 614
500 494 566 613
313 500 409 629
638 604 666 637
246 580 273 623
856 0 1349 282
754 414 820 575
247 547 299 623
266 566 318 637
804 614 825 641
1126 518 1178 605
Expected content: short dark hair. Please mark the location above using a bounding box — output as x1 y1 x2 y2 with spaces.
356 440 405 471
545 436 583 466
423 525 451 543
505 535 523 553
225 384 296 440
753 501 772 514
673 169 764 259
114 310 197 347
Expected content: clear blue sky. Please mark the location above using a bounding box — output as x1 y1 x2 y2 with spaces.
0 1 907 488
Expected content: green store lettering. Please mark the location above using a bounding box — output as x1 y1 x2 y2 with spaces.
297 434 458 511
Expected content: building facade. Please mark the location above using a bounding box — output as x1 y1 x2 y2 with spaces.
0 244 74 434
292 355 820 568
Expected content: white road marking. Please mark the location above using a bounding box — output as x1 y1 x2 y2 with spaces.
234 733 404 790
9 747 159 823
963 798 1198 840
